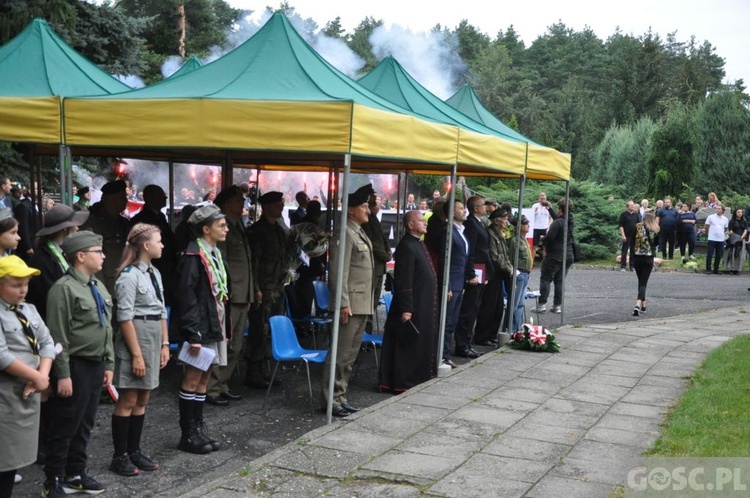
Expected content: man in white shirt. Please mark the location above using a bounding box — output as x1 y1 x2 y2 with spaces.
705 205 728 274
531 192 553 250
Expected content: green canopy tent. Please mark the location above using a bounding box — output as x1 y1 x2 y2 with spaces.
167 55 203 80
0 17 131 203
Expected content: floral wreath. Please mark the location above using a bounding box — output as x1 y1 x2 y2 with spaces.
509 324 561 353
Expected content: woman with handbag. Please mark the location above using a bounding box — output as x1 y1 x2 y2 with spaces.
723 208 747 274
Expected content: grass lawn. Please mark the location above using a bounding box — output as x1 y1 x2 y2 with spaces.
646 334 750 457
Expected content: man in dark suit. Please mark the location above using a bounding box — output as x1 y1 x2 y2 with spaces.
130 185 177 306
362 193 391 334
289 191 309 226
13 187 39 262
436 200 470 368
452 195 491 358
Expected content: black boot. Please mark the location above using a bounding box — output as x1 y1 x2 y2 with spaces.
178 390 212 454
194 392 221 451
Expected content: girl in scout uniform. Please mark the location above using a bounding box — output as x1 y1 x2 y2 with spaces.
0 256 55 498
0 207 20 257
109 224 169 476
170 205 230 454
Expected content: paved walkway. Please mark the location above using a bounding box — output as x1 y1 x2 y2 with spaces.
182 306 747 497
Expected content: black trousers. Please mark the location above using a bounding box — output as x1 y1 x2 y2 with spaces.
453 283 483 351
474 276 504 343
620 235 635 268
659 228 676 258
44 357 105 479
679 231 696 258
538 256 573 306
632 255 654 301
0 470 16 498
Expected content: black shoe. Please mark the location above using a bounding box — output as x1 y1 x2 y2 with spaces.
340 402 361 413
330 405 352 418
632 307 639 317
42 477 66 498
109 453 140 476
178 426 213 454
129 450 159 471
640 306 646 313
220 391 242 401
455 348 481 359
63 474 105 495
206 395 229 406
244 377 270 389
196 420 221 451
475 340 498 348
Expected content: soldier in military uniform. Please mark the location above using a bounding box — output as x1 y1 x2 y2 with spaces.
245 191 288 389
206 186 253 405
80 180 129 297
321 184 374 418
42 231 114 497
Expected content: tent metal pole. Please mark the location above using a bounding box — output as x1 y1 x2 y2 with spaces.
560 180 570 326
168 161 175 230
223 151 233 189
437 164 457 368
326 154 352 425
66 147 72 207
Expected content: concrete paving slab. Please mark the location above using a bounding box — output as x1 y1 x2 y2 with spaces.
583 426 659 449
565 439 646 462
347 414 426 439
556 380 630 405
361 449 464 480
525 475 617 498
550 455 637 485
396 431 485 460
449 405 528 428
478 396 541 413
483 435 571 463
608 401 668 419
270 445 372 478
371 403 453 424
620 384 686 407
459 452 555 483
428 471 533 497
504 421 587 446
596 413 662 434
326 480 422 497
310 427 402 455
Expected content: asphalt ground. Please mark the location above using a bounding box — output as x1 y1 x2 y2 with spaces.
12 265 750 497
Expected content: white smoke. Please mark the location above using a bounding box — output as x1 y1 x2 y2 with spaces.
368 24 466 100
114 74 145 89
160 55 185 78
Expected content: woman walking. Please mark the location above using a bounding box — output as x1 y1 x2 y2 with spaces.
631 212 660 316
109 224 169 476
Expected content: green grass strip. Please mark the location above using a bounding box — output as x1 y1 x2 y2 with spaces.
647 334 750 457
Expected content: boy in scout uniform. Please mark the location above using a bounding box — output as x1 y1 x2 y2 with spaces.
42 231 114 497
321 184 374 417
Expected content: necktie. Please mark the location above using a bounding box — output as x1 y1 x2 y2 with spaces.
9 304 38 355
88 280 107 326
147 267 163 303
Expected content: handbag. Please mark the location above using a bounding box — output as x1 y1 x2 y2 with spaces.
572 242 581 262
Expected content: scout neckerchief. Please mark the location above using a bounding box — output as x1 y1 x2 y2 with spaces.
146 266 163 303
9 303 38 355
196 238 228 302
47 241 69 272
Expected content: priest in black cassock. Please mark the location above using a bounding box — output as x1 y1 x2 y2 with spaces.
378 210 439 393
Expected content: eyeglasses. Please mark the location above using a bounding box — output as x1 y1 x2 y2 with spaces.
81 249 105 254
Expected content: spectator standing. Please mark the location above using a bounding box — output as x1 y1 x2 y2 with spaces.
0 256 55 498
321 184 374 417
289 191 309 226
723 208 747 274
436 200 470 368
0 177 13 209
109 224 169 476
705 205 728 274
678 203 697 263
706 192 720 208
631 212 660 316
453 195 490 359
72 187 90 212
508 215 533 333
404 193 418 210
618 201 640 271
43 232 114 497
533 198 574 314
0 208 20 257
13 188 39 262
656 198 678 260
361 193 391 336
170 205 230 454
206 187 253 406
693 196 704 212
639 199 649 218
475 208 512 346
379 210 438 393
531 192 552 250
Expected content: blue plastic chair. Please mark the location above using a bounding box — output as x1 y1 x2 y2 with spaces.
263 315 328 416
284 285 332 349
361 292 392 369
381 292 393 313
311 280 331 316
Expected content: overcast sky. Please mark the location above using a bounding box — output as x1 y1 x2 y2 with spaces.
228 0 749 86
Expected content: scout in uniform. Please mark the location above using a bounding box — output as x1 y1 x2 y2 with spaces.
0 256 55 497
321 184 374 417
206 186 253 405
0 207 20 258
245 191 288 389
109 223 169 476
170 205 230 454
42 231 114 497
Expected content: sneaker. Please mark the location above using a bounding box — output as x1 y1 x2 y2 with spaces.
620 267 626 272
15 473 21 483
632 307 640 317
551 305 562 314
129 450 159 471
531 304 547 313
690 255 696 261
41 477 66 498
109 453 140 476
682 257 687 264
63 474 105 495
640 306 647 313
